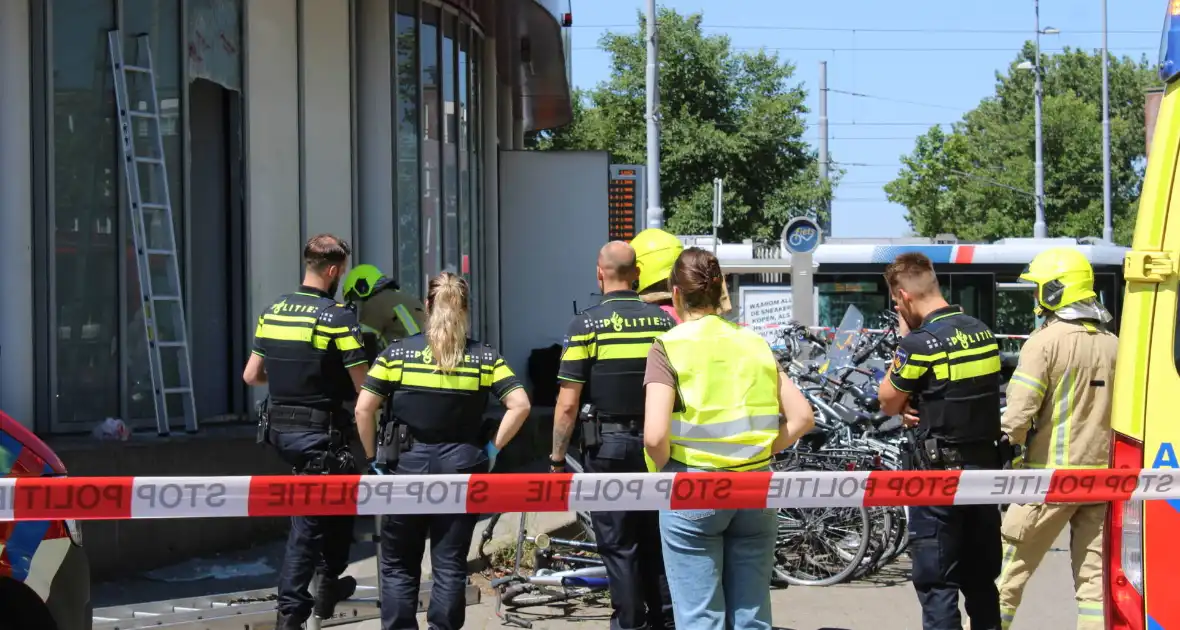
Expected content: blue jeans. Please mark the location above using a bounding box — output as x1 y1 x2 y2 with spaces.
658 462 777 630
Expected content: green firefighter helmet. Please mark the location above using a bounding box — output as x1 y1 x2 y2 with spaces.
343 264 386 302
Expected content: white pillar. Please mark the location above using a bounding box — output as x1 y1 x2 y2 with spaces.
245 0 301 330
299 0 353 246
481 36 500 347
356 0 394 270
0 0 35 428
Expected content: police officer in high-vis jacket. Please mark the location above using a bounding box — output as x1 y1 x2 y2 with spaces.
243 234 368 630
353 272 533 630
550 241 676 630
342 264 426 363
877 252 1004 630
996 247 1118 630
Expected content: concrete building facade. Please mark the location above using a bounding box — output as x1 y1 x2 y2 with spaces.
0 0 572 436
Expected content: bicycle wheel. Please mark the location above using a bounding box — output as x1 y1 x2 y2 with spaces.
501 581 600 608
883 506 910 563
852 506 892 579
772 505 871 586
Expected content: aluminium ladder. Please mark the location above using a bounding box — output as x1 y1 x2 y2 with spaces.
107 31 198 435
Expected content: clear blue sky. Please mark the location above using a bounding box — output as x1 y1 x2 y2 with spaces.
568 0 1164 239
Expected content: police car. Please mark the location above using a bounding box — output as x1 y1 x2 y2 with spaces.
0 411 91 630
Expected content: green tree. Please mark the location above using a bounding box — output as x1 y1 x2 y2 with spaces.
528 8 835 243
885 44 1158 245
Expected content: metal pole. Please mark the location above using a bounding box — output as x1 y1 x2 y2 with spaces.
1033 0 1047 238
712 178 723 255
645 0 663 228
1101 0 1113 242
818 61 830 236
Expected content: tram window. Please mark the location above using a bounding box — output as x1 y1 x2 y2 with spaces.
1093 272 1119 331
995 278 1037 354
945 274 995 326
816 276 890 329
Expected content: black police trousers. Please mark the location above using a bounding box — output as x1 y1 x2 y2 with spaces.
908 465 1002 630
585 434 675 630
272 430 356 621
380 443 488 630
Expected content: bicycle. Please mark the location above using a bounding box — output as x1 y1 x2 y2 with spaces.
478 454 607 627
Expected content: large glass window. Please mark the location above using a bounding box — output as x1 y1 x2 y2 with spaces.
458 25 471 286
52 0 120 426
442 14 460 274
816 276 891 329
394 0 421 298
123 0 183 422
44 0 230 432
468 32 482 331
381 2 485 326
420 4 441 286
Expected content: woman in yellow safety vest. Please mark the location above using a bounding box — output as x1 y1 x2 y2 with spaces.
642 247 815 630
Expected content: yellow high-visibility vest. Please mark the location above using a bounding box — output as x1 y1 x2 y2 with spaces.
658 314 781 471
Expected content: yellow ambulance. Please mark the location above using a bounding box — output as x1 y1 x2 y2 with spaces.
1106 4 1180 628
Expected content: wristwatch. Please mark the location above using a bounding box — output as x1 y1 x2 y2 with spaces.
549 456 566 470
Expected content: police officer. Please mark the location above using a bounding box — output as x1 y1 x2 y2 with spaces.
996 247 1117 630
876 252 1003 630
353 272 532 630
549 241 676 630
242 234 368 630
342 264 426 362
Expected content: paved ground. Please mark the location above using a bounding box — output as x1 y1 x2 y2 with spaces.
336 530 1078 630
93 513 1079 629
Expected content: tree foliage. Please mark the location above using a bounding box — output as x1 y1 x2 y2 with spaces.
529 8 835 243
885 44 1158 244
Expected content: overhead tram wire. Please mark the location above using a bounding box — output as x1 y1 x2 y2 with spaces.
572 45 1154 53
569 24 1155 35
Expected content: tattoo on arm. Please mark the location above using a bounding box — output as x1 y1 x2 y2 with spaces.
552 420 575 458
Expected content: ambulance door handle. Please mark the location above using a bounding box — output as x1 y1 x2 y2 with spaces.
1124 250 1176 284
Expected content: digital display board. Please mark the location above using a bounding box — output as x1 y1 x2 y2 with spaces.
608 165 645 241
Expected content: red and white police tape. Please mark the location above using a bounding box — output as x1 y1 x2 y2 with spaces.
0 468 1171 521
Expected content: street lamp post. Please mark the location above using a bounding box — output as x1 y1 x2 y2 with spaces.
1018 1 1058 239
1101 0 1113 242
1033 3 1046 239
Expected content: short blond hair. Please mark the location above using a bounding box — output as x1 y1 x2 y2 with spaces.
884 252 940 298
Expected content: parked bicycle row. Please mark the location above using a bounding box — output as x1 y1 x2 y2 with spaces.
479 306 944 625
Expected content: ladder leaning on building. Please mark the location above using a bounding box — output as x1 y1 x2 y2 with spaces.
106 30 198 435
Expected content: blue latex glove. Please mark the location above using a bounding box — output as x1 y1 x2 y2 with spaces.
485 441 501 471
367 460 391 475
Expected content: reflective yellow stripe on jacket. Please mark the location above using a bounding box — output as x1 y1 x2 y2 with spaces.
659 315 780 472
254 313 362 351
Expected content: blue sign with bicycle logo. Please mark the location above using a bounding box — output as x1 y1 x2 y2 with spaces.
782 216 822 255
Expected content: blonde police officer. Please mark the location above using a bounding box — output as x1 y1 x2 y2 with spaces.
996 247 1118 630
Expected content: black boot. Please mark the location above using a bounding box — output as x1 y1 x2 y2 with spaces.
314 574 357 619
275 611 305 630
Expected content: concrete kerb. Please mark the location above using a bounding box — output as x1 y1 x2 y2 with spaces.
342 511 580 582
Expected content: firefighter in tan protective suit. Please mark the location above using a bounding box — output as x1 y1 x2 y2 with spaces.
996 247 1118 630
342 264 427 363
